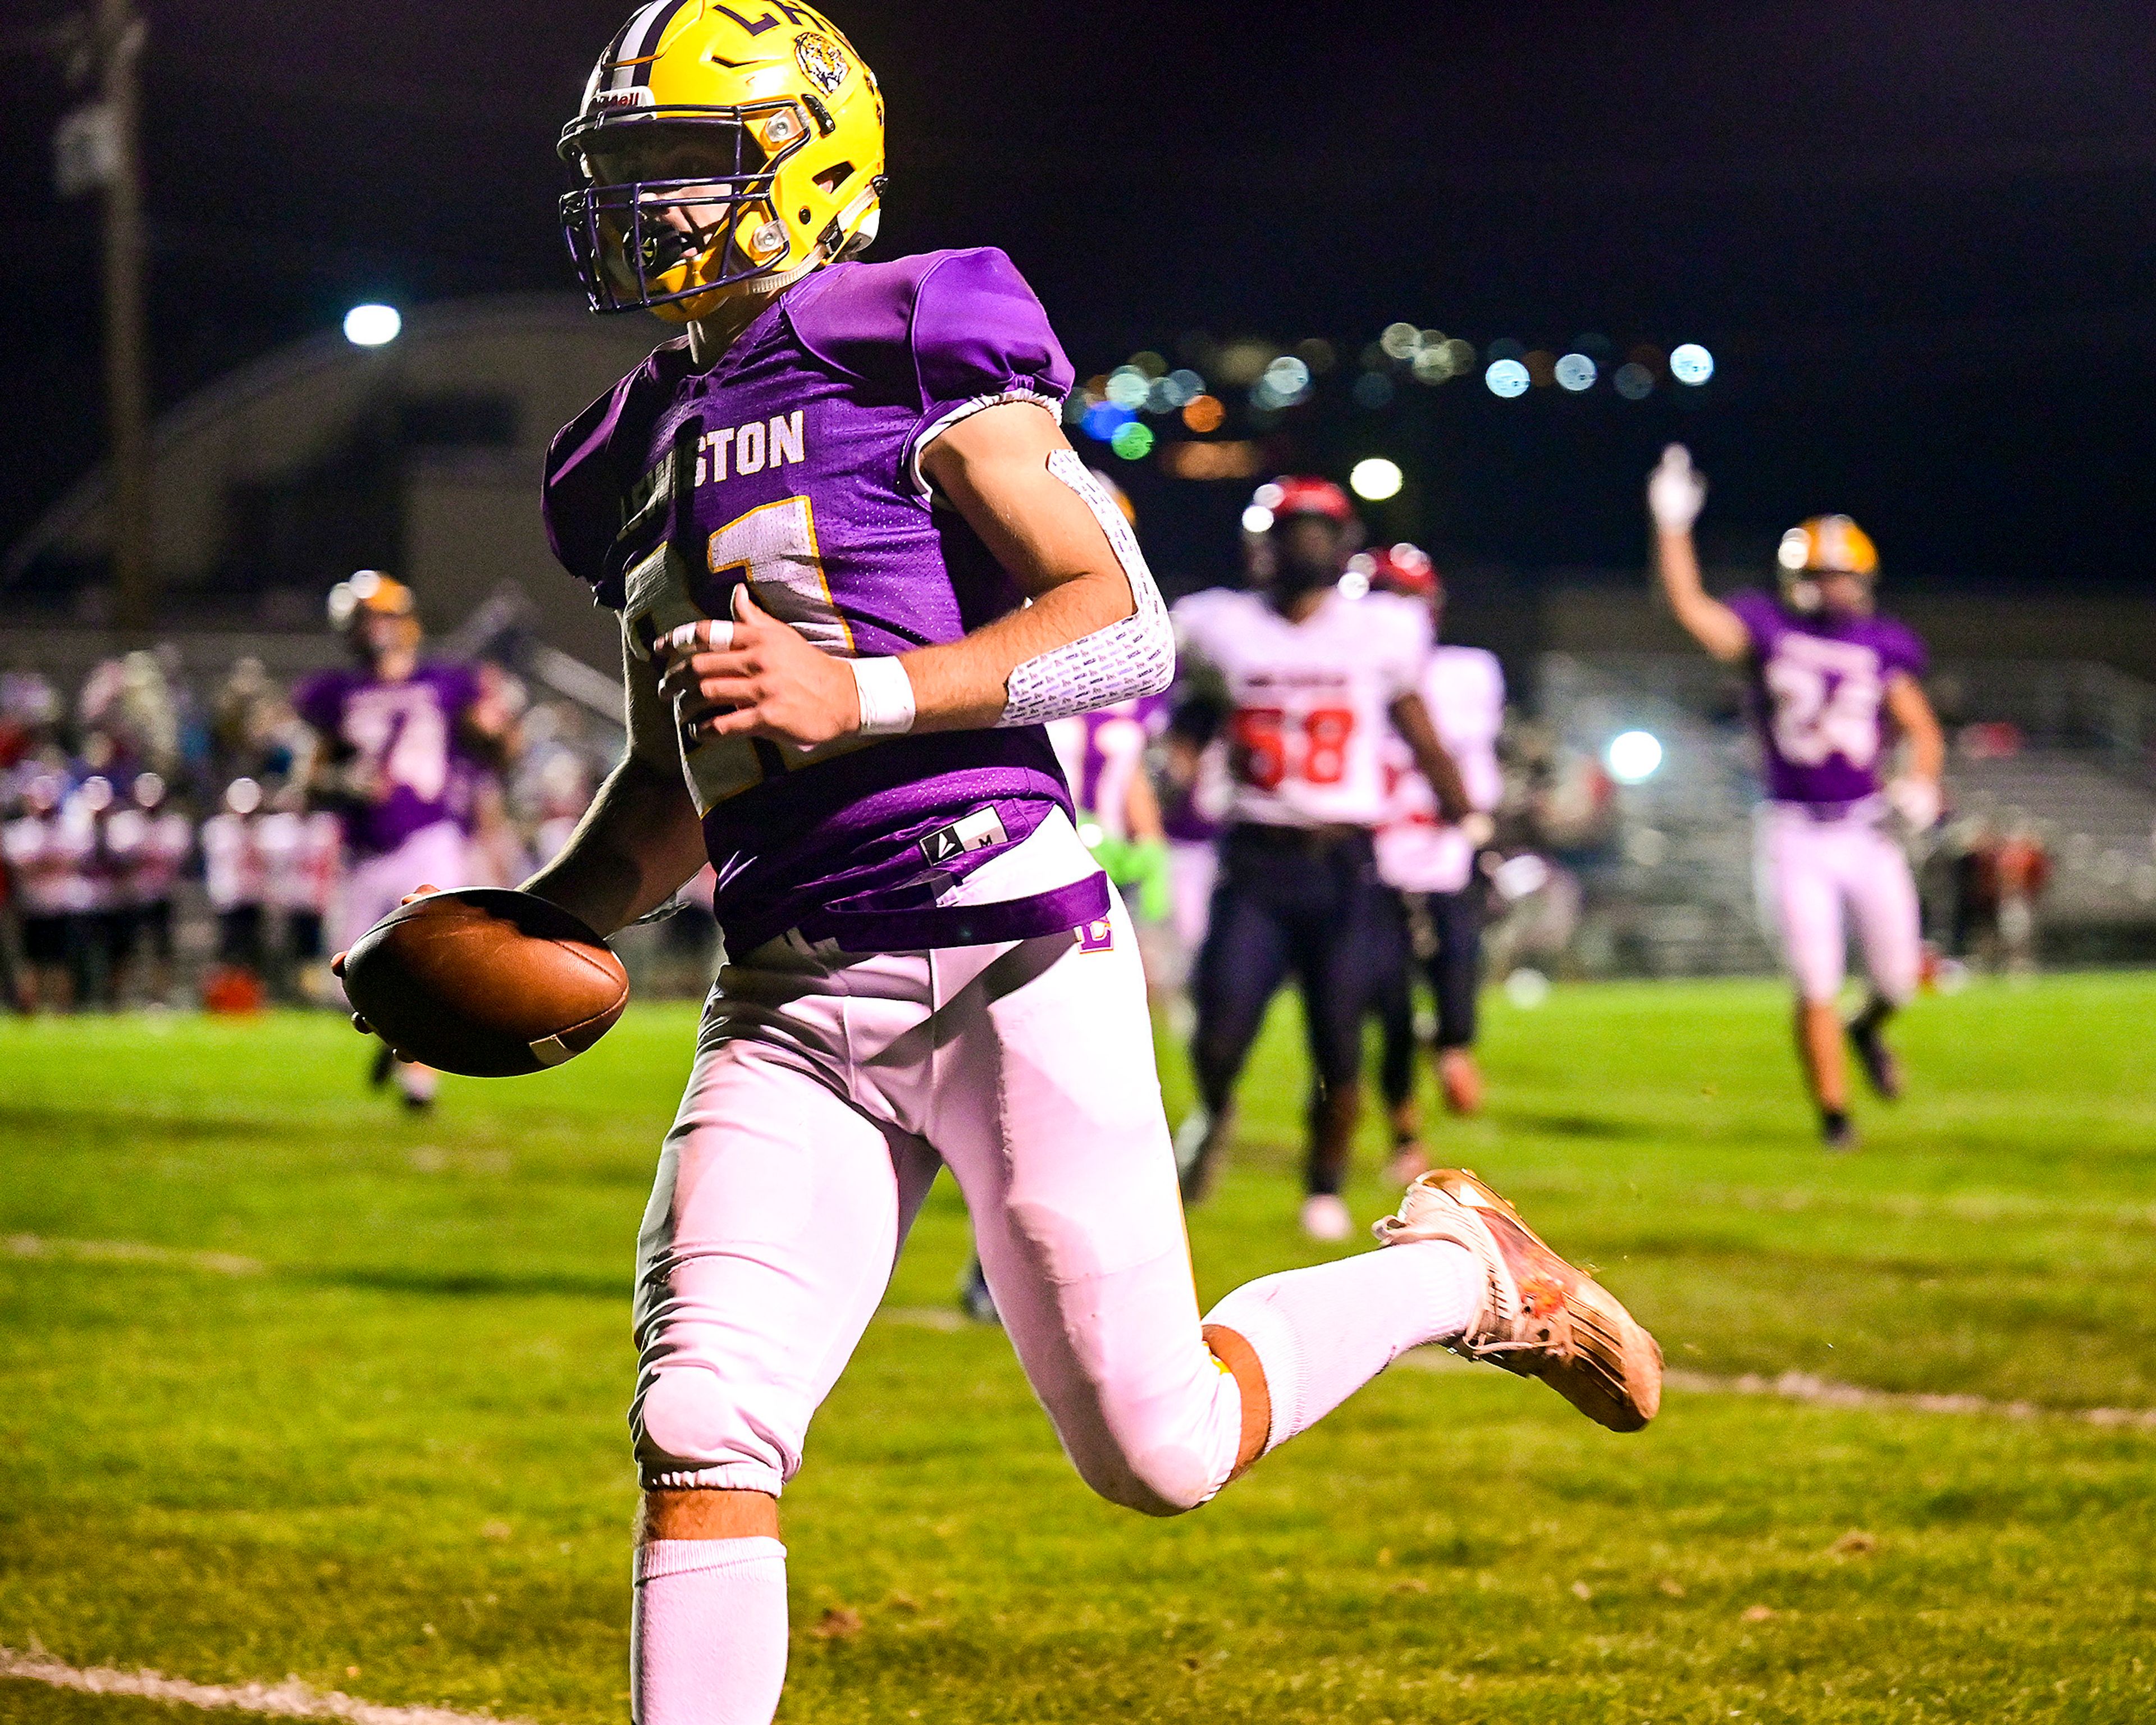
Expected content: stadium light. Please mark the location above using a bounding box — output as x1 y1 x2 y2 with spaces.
1606 730 1664 784
1349 457 1404 501
1670 343 1715 385
1486 358 1531 398
343 303 402 346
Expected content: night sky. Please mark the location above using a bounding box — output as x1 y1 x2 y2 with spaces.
3 1 2153 595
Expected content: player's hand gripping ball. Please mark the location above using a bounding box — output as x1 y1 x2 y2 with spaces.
335 887 628 1076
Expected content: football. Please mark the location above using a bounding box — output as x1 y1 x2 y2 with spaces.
339 888 629 1078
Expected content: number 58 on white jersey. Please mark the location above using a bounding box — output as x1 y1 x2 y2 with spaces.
1172 586 1431 830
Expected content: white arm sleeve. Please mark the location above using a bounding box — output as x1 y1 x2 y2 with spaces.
995 449 1177 728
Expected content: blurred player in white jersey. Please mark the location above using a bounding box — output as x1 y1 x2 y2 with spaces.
1173 479 1476 1238
1362 545 1504 1183
296 571 512 1108
1648 446 1944 1148
2 774 88 1012
104 771 192 1007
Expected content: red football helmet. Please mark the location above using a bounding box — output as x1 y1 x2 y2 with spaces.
1248 476 1355 528
1356 541 1440 599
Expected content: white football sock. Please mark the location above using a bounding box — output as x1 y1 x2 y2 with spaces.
395 1059 437 1103
1204 1241 1481 1454
632 1536 789 1725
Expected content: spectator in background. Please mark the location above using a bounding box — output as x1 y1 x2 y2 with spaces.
1994 822 2051 975
527 747 597 868
257 781 342 1005
3 774 91 1012
103 770 193 1008
79 650 182 778
72 775 128 1009
211 657 305 786
200 777 270 1013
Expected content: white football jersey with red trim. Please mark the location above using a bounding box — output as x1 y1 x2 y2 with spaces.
1376 645 1505 894
1173 586 1430 830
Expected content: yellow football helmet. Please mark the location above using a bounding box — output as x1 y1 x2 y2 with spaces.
559 1 886 321
1776 514 1879 613
327 569 415 629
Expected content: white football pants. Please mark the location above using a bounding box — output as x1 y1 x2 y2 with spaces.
632 811 1246 1516
332 819 468 953
1754 802 1921 1007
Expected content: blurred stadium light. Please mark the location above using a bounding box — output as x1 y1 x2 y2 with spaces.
342 304 402 347
1670 343 1715 385
1606 729 1665 783
1349 457 1404 501
1486 358 1531 398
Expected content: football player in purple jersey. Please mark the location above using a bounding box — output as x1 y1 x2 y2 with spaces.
1648 446 1945 1148
298 571 513 1108
478 8 1660 1719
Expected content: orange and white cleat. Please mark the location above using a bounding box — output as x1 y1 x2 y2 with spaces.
1374 1168 1662 1432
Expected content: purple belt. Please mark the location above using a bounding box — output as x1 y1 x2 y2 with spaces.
1771 795 1886 824
798 871 1111 953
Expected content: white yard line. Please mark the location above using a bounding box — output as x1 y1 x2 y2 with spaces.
1391 1347 2156 1429
0 1648 529 1724
5 1234 263 1276
880 1307 2156 1430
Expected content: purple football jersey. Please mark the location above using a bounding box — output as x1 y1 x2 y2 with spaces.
543 248 1079 953
294 664 480 857
1726 591 1927 806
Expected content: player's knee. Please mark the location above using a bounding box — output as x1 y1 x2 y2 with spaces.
631 1366 792 1492
1067 1438 1213 1518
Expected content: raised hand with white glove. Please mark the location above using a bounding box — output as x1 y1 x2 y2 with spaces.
1647 444 1707 533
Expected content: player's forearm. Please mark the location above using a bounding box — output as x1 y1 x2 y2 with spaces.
1653 527 1750 663
899 569 1135 732
1391 694 1473 823
1888 678 1946 782
522 753 705 937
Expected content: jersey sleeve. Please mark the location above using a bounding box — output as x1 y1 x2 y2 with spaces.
545 372 657 610
1723 590 1782 656
1170 588 1235 669
1373 595 1435 701
291 672 342 738
906 249 1072 490
542 343 689 610
1878 618 1929 682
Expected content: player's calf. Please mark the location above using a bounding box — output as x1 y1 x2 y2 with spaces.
1846 996 1903 1101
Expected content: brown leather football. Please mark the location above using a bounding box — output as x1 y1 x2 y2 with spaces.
340 888 629 1078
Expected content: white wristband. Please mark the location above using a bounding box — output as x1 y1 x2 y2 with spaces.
848 656 916 737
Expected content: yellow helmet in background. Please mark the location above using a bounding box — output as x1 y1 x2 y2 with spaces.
558 1 886 321
1776 513 1879 613
327 569 415 630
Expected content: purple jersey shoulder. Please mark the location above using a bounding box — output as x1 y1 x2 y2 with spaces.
1728 589 1927 679
542 249 1070 606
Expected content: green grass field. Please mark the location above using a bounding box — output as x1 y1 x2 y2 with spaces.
3 973 2155 1723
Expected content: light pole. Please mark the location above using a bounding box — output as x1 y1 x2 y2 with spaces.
97 0 152 638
